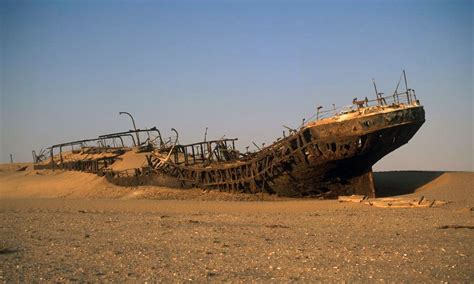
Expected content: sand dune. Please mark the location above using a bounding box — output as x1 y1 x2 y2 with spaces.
0 165 283 201
0 164 472 204
374 171 473 206
107 150 150 171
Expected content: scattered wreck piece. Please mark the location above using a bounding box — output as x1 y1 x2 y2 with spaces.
33 71 425 198
436 225 474 230
16 166 28 172
338 195 367 203
338 195 448 208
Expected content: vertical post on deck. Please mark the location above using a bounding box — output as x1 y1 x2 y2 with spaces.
119 111 141 146
403 70 410 104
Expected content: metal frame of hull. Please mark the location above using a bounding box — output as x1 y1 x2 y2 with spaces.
140 105 425 197
32 83 425 198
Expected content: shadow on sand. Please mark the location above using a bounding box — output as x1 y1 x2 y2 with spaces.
374 171 445 197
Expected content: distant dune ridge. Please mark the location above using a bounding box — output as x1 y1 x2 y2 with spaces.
0 163 472 204
374 171 473 206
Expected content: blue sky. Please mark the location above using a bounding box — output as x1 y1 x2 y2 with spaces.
0 0 472 171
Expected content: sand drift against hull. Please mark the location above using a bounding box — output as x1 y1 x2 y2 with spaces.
33 72 425 198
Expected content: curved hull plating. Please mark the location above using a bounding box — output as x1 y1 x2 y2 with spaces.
270 107 425 197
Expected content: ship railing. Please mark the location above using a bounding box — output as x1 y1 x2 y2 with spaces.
170 138 240 166
313 89 419 122
367 89 418 107
34 126 164 165
99 126 164 149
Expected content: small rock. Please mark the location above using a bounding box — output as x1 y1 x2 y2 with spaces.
207 271 217 277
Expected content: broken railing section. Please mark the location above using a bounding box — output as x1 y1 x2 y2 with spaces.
98 126 164 148
33 126 164 169
49 138 108 166
32 149 48 164
171 138 241 166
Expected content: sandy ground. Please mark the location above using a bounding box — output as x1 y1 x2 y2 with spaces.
0 164 473 282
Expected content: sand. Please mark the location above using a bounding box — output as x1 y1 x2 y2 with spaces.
107 150 150 172
0 164 473 281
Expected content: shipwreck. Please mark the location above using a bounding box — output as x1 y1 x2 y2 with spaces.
33 71 425 198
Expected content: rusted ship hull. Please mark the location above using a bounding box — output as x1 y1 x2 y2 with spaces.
269 106 425 197
142 105 424 198
33 75 425 198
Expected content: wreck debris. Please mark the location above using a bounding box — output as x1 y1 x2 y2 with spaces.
33 72 426 198
436 225 474 230
32 149 48 163
119 111 140 145
338 195 448 208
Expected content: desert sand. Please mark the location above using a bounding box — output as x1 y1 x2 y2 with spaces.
0 164 473 282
